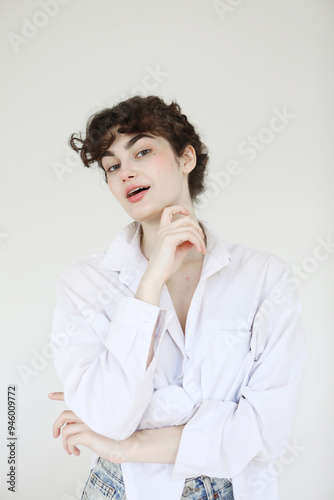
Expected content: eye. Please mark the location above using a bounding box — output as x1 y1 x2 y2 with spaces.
136 149 151 158
106 163 120 173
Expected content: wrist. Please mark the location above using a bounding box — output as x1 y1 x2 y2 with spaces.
119 433 140 463
105 437 130 464
140 270 165 290
135 273 165 306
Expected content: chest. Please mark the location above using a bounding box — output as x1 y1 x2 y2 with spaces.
166 261 203 334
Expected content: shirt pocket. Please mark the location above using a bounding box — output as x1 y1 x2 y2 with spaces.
197 326 254 400
210 327 252 358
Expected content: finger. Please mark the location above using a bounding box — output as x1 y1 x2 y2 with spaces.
52 410 82 438
48 392 64 401
66 429 91 456
62 422 87 455
163 226 205 253
67 432 90 456
162 226 206 254
52 410 77 437
162 216 206 242
175 240 195 259
159 206 191 229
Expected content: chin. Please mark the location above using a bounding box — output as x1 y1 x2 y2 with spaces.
128 205 165 224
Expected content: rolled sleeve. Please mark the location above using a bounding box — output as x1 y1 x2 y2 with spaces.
103 296 161 374
50 279 171 440
171 400 238 479
172 263 308 480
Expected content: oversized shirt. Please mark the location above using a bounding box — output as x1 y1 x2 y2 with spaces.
50 219 307 500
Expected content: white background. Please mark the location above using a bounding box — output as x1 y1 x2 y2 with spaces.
1 0 333 499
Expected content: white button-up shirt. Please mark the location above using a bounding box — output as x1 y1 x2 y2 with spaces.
50 219 307 500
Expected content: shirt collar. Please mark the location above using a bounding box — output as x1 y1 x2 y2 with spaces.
198 219 231 279
98 218 231 287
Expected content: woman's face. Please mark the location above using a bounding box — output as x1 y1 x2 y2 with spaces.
100 132 194 223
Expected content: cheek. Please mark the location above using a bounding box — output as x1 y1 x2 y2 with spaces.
153 155 178 177
107 182 121 200
151 154 167 171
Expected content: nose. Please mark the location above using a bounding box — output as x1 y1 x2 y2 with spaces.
119 159 138 182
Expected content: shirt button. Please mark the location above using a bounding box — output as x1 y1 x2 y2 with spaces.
188 382 197 395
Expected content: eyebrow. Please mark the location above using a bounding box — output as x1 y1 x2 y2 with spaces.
100 133 155 162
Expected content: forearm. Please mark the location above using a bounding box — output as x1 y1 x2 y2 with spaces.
121 425 185 464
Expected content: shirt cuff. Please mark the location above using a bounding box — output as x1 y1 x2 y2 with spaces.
103 296 167 379
171 400 237 480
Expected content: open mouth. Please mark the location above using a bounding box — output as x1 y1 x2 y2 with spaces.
127 187 150 198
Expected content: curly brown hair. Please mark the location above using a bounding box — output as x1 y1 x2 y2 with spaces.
69 95 209 202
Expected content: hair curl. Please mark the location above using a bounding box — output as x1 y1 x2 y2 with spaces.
69 95 209 202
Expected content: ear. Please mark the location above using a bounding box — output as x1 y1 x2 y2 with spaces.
181 145 197 174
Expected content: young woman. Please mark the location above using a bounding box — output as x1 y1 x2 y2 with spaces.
49 96 307 500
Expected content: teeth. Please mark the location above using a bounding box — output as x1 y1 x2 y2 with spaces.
128 187 147 197
129 188 141 196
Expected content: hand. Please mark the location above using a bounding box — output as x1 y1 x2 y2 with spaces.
48 391 64 401
48 392 184 464
52 409 126 463
48 392 126 462
144 205 206 285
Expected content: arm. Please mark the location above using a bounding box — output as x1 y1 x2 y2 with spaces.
50 206 206 441
170 264 308 480
122 424 185 463
52 263 307 470
51 289 167 441
51 399 185 464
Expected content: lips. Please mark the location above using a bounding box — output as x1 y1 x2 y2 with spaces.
125 185 150 198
